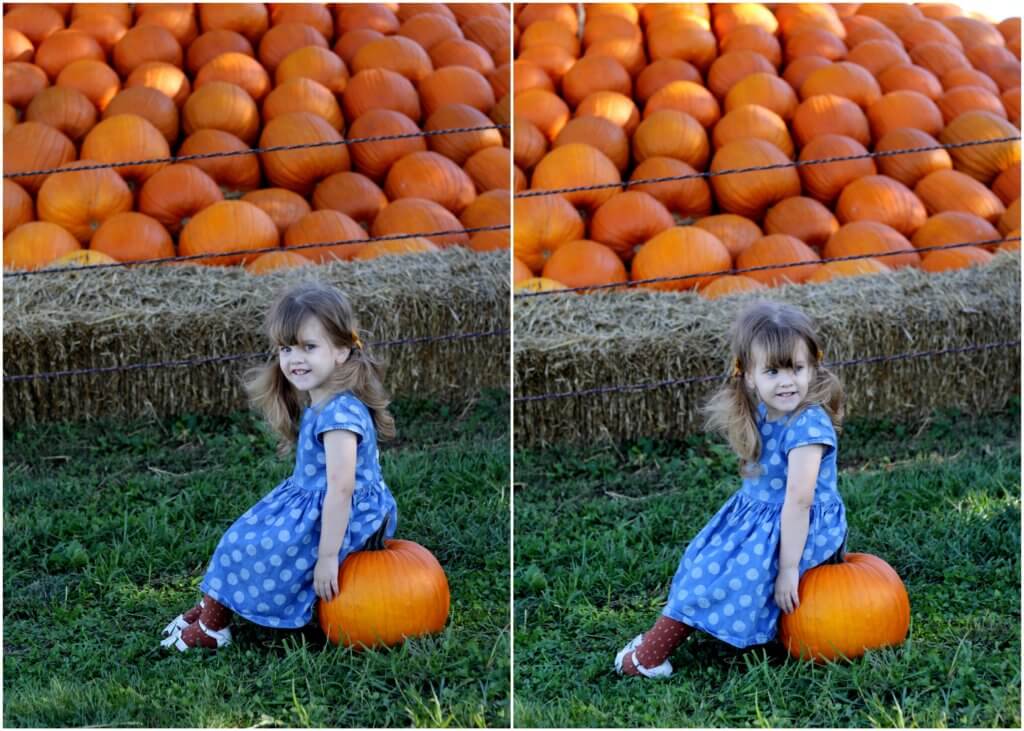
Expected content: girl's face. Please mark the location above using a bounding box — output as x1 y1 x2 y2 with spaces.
278 315 350 405
745 340 813 420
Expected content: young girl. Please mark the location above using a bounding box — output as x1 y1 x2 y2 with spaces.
615 301 847 677
161 282 398 651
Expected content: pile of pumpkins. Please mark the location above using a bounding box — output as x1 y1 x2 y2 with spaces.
512 2 1021 298
3 2 511 273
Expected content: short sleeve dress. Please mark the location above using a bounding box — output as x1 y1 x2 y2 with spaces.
661 403 847 647
199 391 398 629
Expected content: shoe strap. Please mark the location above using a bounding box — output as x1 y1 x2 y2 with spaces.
631 651 669 678
198 619 232 647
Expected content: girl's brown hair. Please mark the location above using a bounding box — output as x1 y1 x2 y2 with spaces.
243 282 395 455
703 301 843 475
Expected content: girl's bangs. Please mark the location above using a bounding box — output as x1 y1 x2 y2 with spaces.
268 298 312 347
752 326 808 369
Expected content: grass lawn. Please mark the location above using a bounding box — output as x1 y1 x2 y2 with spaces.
514 402 1021 728
3 389 510 728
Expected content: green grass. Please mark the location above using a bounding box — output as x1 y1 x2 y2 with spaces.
514 402 1021 728
3 389 510 728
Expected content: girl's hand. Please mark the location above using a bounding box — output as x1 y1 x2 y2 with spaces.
313 555 340 602
774 566 801 614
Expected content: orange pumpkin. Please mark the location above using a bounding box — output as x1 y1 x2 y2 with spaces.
179 200 279 266
992 167 1020 209
311 172 387 227
274 47 348 97
719 24 782 68
782 55 832 91
104 86 179 145
197 4 269 45
779 553 910 662
36 160 133 243
90 211 174 263
464 146 510 194
513 194 585 272
241 188 312 235
792 94 870 148
245 250 313 275
799 62 882 110
785 28 847 64
898 17 962 52
2 6 64 46
843 15 900 47
553 115 629 172
3 103 17 134
344 108 426 182
334 29 384 66
998 199 1021 237
644 80 721 129
259 112 351 195
3 180 34 236
700 275 767 299
635 58 702 104
519 19 580 57
342 68 422 123
317 521 449 649
54 58 118 110
914 169 1006 224
806 258 891 284
3 221 81 271
337 3 402 34
710 138 802 219
34 28 104 80
513 116 548 172
513 256 533 285
632 226 732 291
911 211 1002 254
186 29 254 75
384 150 477 214
541 239 628 291
284 210 367 262
183 81 260 144
258 22 328 74
631 109 709 170
707 50 777 100
764 197 839 248
561 55 632 109
4 27 35 63
270 4 333 42
647 17 716 72
425 103 503 166
936 85 1008 125
941 67 1000 95
112 24 182 77
429 38 495 75
417 65 495 118
81 114 170 186
178 129 262 195
125 61 191 107
354 236 440 260
628 156 713 219
398 13 464 53
693 214 763 258
724 72 799 121
919 246 995 272
24 85 96 142
135 3 198 47
824 221 921 269
737 234 822 285
4 121 76 193
372 198 468 249
938 110 1021 185
138 164 225 235
262 78 344 131
530 144 622 214
195 52 271 104
844 39 910 76
866 91 944 141
712 104 794 158
589 191 675 262
835 176 928 237
351 35 432 83
49 249 118 268
877 62 942 100
574 91 640 136
873 128 953 189
909 42 970 79
4 61 49 109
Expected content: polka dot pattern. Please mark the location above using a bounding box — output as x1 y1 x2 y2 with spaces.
200 391 398 629
662 403 847 648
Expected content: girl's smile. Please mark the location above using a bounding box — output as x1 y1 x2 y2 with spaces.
278 316 350 404
746 341 813 420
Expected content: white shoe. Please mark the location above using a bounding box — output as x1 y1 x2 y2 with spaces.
614 633 673 678
161 599 205 636
160 620 232 652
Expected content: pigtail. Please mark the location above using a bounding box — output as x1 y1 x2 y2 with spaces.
243 359 305 456
345 341 396 441
703 366 763 476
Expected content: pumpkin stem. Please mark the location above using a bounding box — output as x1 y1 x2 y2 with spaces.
365 514 390 551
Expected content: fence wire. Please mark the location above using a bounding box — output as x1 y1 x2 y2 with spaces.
514 340 1021 403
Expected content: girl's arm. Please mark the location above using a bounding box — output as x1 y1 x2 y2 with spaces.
313 429 358 602
775 444 825 614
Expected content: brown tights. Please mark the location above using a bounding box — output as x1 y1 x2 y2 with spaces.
622 615 694 675
178 594 232 649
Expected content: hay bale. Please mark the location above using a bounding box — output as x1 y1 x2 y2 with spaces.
4 248 508 425
515 253 1020 446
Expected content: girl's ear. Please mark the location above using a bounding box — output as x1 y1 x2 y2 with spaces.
335 347 351 367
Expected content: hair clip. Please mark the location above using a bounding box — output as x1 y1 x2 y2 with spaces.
731 357 742 377
351 332 364 350
817 348 825 362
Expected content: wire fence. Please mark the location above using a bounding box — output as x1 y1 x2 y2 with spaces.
3 123 510 180
3 328 511 384
514 340 1020 403
513 135 1021 199
515 235 1020 297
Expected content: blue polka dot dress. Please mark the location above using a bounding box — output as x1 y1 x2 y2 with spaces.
200 391 398 629
662 403 847 647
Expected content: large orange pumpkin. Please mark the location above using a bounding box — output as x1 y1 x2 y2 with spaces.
792 94 870 148
725 72 799 121
835 176 928 237
284 210 368 262
36 160 134 243
530 144 622 214
103 86 179 145
384 150 477 215
764 197 839 248
628 156 713 219
342 68 422 123
183 81 260 144
710 138 801 219
631 226 732 291
89 211 175 263
124 61 191 108
186 29 254 75
81 114 170 185
631 109 709 170
195 51 272 104
824 221 921 269
589 191 675 262
318 519 449 649
372 198 468 249
938 110 1020 185
541 239 628 291
259 112 351 195
178 129 263 195
347 108 427 182
779 553 910 662
242 187 313 235
513 194 585 272
245 250 313 275
873 128 953 189
736 234 823 286
262 78 344 131
425 103 502 166
3 221 81 271
693 214 763 258
137 164 224 235
311 172 387 227
3 180 34 236
4 121 76 193
179 200 279 266
914 169 1006 224
25 85 97 142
